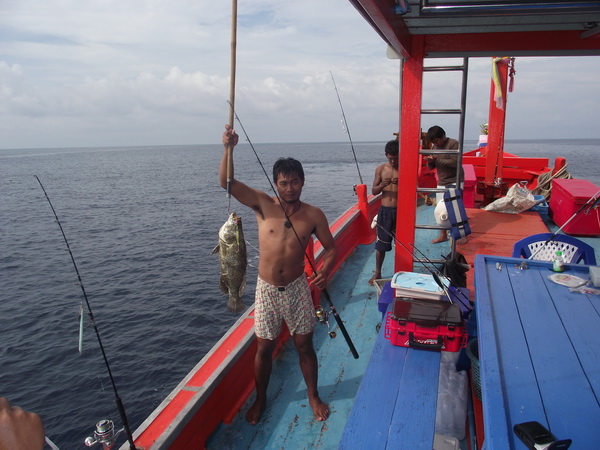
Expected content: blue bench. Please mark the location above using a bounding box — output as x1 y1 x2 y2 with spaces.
339 304 441 449
475 255 600 448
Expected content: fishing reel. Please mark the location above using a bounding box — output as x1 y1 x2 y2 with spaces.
84 419 124 449
315 305 336 339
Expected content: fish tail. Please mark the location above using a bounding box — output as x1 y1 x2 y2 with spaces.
227 295 245 314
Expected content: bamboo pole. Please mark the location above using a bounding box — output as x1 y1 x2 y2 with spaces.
227 0 237 197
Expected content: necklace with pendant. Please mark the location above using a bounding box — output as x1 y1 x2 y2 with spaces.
284 201 302 228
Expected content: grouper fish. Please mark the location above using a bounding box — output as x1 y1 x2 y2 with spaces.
213 212 247 313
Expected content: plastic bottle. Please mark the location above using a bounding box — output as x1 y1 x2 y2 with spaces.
552 251 565 272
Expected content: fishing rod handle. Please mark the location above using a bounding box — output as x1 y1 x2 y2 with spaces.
322 289 359 359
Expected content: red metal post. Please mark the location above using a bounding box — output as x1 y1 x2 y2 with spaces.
395 36 424 273
355 183 374 244
480 57 510 203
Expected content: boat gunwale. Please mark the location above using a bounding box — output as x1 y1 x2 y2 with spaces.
127 192 379 449
128 309 256 448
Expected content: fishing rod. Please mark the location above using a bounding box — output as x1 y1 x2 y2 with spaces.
227 103 359 359
330 71 363 186
372 218 471 309
407 241 471 308
526 188 600 262
34 176 136 450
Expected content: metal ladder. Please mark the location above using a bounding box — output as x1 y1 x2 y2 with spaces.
416 57 469 263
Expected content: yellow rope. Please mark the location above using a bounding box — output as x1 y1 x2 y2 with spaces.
533 164 572 199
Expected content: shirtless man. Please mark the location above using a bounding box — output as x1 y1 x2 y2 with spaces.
425 126 464 244
220 125 337 425
368 140 399 285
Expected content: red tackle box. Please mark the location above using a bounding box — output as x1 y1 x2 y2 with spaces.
384 297 467 352
550 179 600 236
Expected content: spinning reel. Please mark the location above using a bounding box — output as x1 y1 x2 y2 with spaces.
84 419 124 449
315 305 336 338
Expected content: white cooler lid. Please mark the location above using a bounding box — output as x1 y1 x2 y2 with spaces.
391 271 448 293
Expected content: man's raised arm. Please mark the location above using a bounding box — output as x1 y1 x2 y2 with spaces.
219 125 268 209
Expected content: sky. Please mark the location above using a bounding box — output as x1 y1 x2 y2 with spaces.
1 0 600 149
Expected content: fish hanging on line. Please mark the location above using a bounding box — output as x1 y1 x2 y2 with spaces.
213 212 247 313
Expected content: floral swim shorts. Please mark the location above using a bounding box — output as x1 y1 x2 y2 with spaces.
254 274 316 340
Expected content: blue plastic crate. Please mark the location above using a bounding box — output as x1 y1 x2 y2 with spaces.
530 194 548 215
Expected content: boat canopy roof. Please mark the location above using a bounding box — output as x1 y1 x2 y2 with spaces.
347 0 600 58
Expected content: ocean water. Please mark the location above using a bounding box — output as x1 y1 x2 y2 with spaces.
0 139 597 448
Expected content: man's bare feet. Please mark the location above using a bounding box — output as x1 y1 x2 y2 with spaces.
309 395 329 421
431 235 448 244
368 273 381 286
245 398 266 425
457 237 469 245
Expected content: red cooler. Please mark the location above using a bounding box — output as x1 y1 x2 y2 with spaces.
384 297 467 352
550 179 600 236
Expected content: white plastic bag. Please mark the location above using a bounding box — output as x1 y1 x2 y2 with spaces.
434 200 450 228
435 352 468 440
483 182 536 214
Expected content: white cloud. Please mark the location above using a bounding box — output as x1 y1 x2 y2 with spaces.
1 0 599 148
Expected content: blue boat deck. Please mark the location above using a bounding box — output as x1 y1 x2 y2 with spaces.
475 255 600 449
206 202 462 448
206 244 388 449
206 203 599 449
339 322 441 449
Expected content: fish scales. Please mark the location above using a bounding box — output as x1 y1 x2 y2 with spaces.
213 212 247 313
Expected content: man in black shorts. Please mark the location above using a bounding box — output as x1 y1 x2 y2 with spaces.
369 140 399 285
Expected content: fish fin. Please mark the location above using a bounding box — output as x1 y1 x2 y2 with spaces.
211 244 220 255
219 275 228 294
238 278 246 297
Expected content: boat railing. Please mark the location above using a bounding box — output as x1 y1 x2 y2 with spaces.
124 188 379 449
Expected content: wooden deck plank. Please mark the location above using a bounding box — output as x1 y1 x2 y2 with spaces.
511 265 600 441
413 204 549 297
541 275 600 398
387 349 440 449
476 256 600 449
458 209 548 296
339 325 441 450
477 259 543 449
339 330 410 449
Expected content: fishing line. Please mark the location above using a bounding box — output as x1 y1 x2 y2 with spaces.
34 175 136 450
407 241 471 308
526 189 600 262
330 71 363 185
372 218 471 309
227 103 359 359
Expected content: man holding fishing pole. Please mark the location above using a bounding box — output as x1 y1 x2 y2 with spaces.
220 124 337 424
369 139 399 285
